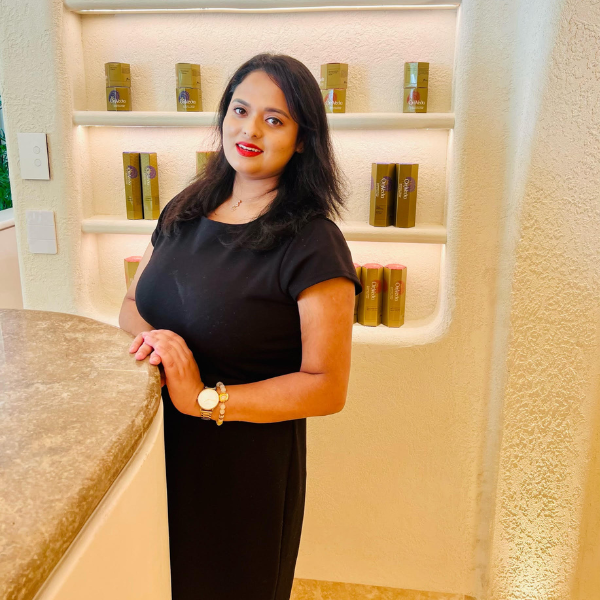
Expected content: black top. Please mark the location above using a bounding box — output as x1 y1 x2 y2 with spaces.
137 209 362 386
135 206 362 600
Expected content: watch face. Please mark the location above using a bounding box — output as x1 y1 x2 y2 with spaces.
198 388 219 410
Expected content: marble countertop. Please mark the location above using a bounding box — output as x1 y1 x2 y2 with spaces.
0 309 161 600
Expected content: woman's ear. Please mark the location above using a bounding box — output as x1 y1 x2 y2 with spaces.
296 141 304 153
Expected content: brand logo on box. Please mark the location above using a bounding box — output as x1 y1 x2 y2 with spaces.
126 165 138 180
407 89 425 106
380 176 392 193
108 89 126 105
404 177 416 192
179 90 196 106
144 165 157 179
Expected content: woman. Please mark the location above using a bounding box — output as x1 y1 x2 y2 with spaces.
119 53 362 600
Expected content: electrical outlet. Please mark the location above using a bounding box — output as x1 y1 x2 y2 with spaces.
17 133 50 180
26 210 57 254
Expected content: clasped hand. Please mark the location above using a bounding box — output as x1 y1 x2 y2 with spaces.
129 330 204 417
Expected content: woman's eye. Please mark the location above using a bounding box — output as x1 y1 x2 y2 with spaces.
233 107 246 115
267 117 282 126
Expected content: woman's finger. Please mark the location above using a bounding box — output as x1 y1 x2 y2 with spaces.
129 332 146 353
149 350 162 365
134 341 155 360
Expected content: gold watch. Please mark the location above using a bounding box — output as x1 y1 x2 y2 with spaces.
197 386 219 420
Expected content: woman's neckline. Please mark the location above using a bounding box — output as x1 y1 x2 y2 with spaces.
203 215 255 226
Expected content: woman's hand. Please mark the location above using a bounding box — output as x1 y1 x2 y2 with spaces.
129 330 204 417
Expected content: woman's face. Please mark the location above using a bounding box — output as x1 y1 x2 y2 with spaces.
222 70 303 180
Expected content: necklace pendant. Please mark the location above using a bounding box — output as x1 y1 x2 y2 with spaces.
231 199 242 211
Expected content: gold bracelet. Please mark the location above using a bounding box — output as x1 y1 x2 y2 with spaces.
216 381 229 426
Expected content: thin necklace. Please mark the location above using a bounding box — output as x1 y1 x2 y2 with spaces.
229 190 275 212
230 194 243 211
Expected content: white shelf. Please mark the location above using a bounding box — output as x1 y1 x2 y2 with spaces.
65 1 460 14
82 215 157 234
81 215 446 243
342 221 446 243
73 111 455 130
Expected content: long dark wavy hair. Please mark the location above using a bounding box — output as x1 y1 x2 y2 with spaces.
159 52 348 252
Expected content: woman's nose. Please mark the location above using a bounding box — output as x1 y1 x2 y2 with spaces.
242 115 261 138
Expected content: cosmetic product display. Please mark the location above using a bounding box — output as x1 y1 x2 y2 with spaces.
358 263 383 327
176 63 202 112
105 62 131 111
403 62 429 113
320 63 348 89
321 89 347 113
123 152 143 220
320 63 348 113
382 264 407 327
196 151 215 176
395 163 418 228
353 262 362 324
124 256 142 289
369 163 396 227
140 152 160 220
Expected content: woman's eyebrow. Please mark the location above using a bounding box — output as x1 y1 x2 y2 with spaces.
232 98 290 119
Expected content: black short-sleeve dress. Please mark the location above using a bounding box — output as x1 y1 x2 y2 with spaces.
134 205 362 600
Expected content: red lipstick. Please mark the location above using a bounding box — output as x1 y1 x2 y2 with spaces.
236 141 264 157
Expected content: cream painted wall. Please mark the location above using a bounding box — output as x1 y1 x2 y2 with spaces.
481 0 600 597
1 1 599 599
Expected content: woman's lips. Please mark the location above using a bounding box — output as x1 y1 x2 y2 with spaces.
236 143 264 157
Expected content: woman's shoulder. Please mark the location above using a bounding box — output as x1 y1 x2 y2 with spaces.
292 215 344 239
280 214 348 258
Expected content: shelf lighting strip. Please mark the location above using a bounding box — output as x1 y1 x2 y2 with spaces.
66 3 459 14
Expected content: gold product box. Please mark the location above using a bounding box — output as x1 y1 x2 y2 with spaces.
369 163 396 227
176 63 202 89
382 264 407 327
403 87 428 113
320 63 348 89
358 263 383 327
140 152 160 220
124 256 142 289
176 87 203 112
404 62 429 88
321 89 346 113
196 151 215 175
353 262 362 324
106 87 131 111
123 152 143 220
403 62 429 113
395 163 418 228
105 62 131 88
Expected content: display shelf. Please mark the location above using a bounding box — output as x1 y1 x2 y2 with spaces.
65 0 460 14
342 221 446 243
73 111 455 130
81 215 447 243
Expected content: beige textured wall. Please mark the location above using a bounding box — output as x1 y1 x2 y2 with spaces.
1 0 599 598
483 0 600 597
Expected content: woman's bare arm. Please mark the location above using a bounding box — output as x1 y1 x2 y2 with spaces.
118 241 156 336
212 276 356 421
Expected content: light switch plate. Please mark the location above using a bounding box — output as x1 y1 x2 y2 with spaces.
26 210 57 254
17 133 50 180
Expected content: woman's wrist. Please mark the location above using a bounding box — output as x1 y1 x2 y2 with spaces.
188 380 205 418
